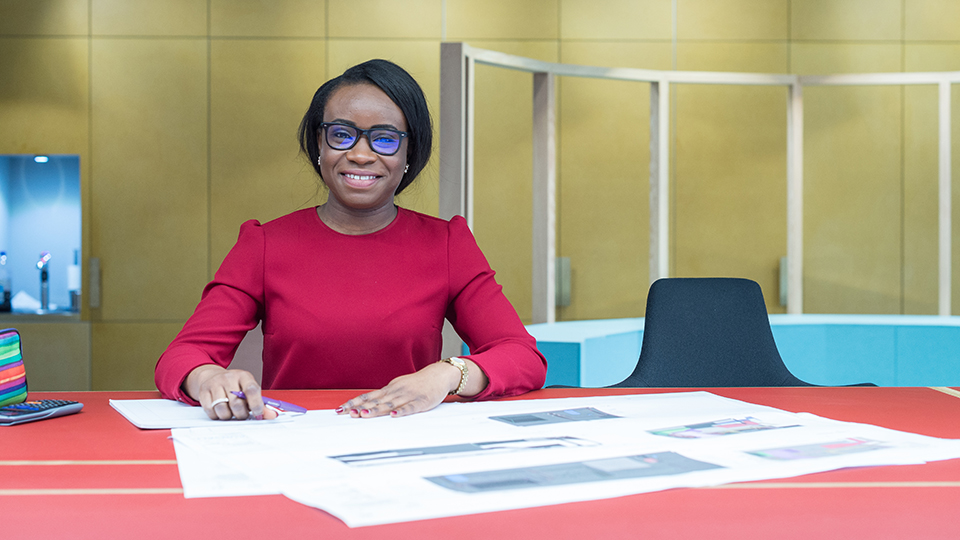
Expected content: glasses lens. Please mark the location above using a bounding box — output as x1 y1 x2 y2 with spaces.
326 124 358 150
369 130 402 155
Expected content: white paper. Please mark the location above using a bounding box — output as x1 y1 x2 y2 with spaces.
109 399 298 429
173 438 280 498
170 392 960 527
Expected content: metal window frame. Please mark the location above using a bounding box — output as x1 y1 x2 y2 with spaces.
440 42 958 322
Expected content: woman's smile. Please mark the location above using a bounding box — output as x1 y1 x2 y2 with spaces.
341 170 382 188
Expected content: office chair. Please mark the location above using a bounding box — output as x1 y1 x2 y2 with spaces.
610 277 823 387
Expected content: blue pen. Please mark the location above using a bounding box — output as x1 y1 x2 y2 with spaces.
231 391 307 414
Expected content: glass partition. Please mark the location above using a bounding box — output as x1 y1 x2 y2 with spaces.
0 155 81 314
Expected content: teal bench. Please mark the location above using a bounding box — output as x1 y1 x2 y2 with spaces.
524 315 960 388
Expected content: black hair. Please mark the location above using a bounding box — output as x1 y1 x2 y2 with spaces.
298 59 433 195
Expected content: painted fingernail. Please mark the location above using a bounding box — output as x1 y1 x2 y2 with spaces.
350 409 359 415
390 410 398 416
361 409 370 415
252 412 264 421
335 407 344 414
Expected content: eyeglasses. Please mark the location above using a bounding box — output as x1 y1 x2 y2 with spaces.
320 122 408 156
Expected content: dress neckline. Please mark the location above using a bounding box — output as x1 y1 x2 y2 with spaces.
312 205 404 237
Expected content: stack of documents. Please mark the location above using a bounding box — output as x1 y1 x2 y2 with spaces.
142 392 960 527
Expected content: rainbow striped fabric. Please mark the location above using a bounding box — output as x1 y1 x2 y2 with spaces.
0 329 26 407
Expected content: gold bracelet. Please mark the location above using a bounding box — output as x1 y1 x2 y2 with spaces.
439 357 469 395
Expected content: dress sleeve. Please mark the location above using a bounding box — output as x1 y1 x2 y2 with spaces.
445 216 547 399
154 220 266 403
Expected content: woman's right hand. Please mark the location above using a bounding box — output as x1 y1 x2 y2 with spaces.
183 364 278 421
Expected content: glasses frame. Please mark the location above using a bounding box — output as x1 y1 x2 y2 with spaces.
319 122 408 157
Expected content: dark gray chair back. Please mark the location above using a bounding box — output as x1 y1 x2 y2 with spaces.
610 278 813 387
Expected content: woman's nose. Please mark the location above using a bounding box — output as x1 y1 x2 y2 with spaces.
346 136 378 163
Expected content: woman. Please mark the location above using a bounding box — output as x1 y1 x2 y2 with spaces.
155 59 547 421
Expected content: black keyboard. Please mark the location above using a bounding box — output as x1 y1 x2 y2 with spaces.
0 399 84 426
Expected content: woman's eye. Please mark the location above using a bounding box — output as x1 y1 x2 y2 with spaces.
372 132 399 144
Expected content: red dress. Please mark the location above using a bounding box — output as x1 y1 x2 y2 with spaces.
155 207 547 404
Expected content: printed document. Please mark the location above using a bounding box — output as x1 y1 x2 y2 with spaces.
170 391 960 527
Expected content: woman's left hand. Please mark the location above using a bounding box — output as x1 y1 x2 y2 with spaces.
337 359 486 418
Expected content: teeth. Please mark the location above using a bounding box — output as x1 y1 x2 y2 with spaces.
344 173 377 181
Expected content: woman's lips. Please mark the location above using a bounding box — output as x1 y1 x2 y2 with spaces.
341 172 380 188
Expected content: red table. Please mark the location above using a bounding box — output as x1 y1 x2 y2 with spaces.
4 387 960 539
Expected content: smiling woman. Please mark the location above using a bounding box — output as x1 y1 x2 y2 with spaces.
155 59 547 422
314 83 409 233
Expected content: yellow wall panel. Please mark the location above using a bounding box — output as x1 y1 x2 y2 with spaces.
8 320 91 390
903 44 960 314
561 41 673 71
209 40 327 272
92 0 207 36
793 44 903 313
560 0 672 40
802 83 904 315
92 322 182 390
0 0 88 35
679 0 788 41
792 42 903 75
462 41 559 323
905 0 960 41
328 0 441 39
90 39 208 321
677 41 788 72
673 85 790 293
0 38 88 154
210 0 326 37
905 43 960 72
326 40 441 218
673 43 790 312
445 0 558 40
792 0 901 41
902 84 939 314
953 84 960 316
557 42 671 320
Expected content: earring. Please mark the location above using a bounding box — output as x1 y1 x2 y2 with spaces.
404 164 409 174
317 156 321 165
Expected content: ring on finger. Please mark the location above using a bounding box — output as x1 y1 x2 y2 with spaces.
210 397 229 407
